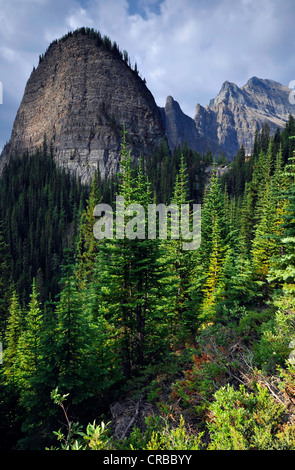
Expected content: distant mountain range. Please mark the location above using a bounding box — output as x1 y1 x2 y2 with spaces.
1 28 294 183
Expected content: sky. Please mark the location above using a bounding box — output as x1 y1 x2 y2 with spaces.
0 0 295 151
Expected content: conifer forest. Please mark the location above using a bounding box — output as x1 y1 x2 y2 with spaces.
1 117 295 452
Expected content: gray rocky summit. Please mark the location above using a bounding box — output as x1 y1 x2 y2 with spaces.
162 77 294 159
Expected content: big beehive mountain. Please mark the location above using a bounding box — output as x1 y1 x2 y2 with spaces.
0 29 165 183
1 28 294 183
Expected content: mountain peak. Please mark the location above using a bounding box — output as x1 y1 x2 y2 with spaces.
163 76 295 161
220 80 238 91
165 95 180 109
209 80 242 108
195 76 295 157
243 77 291 95
0 29 165 183
245 76 264 87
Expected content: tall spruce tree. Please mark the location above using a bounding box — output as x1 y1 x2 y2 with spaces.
268 147 295 297
76 168 101 286
161 154 196 339
0 224 12 335
251 144 285 290
92 129 171 377
54 244 93 404
188 164 227 326
2 291 23 391
16 280 43 390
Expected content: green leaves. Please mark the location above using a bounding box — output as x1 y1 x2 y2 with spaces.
50 387 69 406
207 383 287 450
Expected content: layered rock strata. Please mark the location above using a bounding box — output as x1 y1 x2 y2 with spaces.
0 31 165 183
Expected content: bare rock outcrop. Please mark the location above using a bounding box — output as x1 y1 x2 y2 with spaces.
0 30 166 183
200 77 294 157
160 95 222 156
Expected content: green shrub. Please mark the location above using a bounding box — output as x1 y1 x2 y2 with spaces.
207 383 289 450
253 308 295 373
123 414 203 450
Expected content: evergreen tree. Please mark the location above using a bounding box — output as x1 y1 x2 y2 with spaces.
16 279 43 389
0 224 12 335
198 164 227 268
76 169 101 286
15 282 59 449
3 291 23 391
268 148 295 296
261 123 271 153
0 290 24 449
200 214 225 321
188 165 227 328
55 245 91 403
82 272 123 395
93 130 170 376
239 181 256 256
252 128 261 160
162 155 196 338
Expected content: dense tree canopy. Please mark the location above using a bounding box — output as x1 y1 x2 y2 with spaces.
1 120 295 450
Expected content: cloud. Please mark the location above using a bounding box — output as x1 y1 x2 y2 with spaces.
1 0 295 150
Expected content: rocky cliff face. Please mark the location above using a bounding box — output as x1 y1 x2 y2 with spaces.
0 30 165 183
162 77 294 159
160 96 222 156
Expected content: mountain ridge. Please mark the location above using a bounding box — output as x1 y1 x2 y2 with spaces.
0 29 166 184
162 76 294 159
1 28 294 180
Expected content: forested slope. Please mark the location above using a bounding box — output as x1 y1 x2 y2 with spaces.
1 118 295 450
